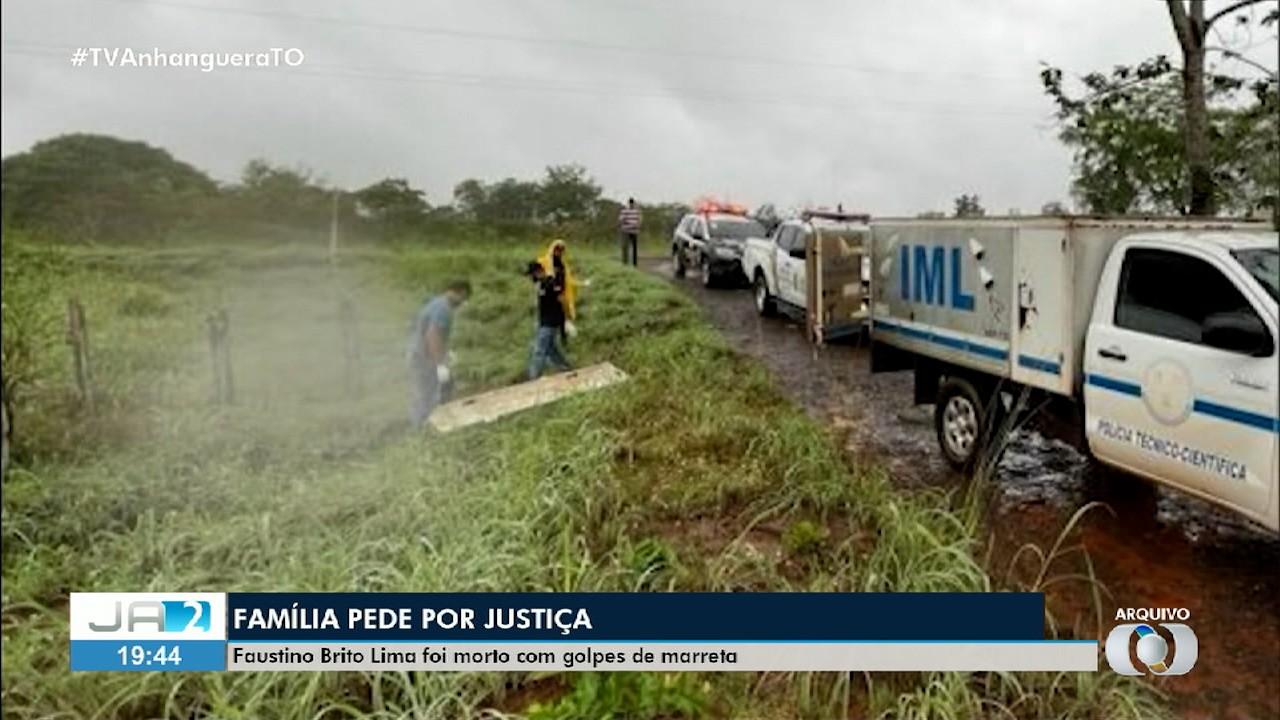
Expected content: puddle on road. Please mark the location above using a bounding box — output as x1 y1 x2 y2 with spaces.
995 433 1088 510
650 260 1280 720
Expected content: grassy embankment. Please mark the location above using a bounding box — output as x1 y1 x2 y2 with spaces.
0 234 1166 719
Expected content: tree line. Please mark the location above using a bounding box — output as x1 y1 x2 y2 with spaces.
0 134 691 244
0 130 1036 244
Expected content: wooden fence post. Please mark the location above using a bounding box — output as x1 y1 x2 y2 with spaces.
67 297 93 410
207 308 234 405
340 295 362 399
218 309 234 404
207 310 222 404
329 189 340 271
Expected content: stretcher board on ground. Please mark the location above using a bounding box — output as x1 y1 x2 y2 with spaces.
428 362 629 433
805 222 870 345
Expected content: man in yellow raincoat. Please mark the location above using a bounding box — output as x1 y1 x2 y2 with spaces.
535 239 579 339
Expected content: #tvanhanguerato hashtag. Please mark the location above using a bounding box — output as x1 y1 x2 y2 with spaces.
71 48 305 71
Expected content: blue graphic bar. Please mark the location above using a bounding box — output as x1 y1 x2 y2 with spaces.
1017 354 1062 376
1193 398 1280 433
1085 373 1142 397
226 592 1045 642
71 640 226 671
874 319 1008 361
1088 373 1280 433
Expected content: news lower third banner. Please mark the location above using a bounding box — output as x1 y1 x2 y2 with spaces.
69 592 1098 672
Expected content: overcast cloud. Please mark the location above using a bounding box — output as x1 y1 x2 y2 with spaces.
2 0 1277 215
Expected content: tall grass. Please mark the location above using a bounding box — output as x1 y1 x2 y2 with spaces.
1 233 1167 719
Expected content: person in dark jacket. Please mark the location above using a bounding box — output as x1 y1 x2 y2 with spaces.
526 261 573 380
536 239 579 343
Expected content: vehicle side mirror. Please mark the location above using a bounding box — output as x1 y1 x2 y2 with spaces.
789 247 807 259
691 230 705 240
1202 311 1274 357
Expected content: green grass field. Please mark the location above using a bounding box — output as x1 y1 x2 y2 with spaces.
0 234 1167 719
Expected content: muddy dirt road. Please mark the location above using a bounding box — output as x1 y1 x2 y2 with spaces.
647 259 1279 720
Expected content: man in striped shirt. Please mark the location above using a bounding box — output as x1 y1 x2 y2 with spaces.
618 198 642 265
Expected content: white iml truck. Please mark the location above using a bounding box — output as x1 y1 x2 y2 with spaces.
867 216 1279 533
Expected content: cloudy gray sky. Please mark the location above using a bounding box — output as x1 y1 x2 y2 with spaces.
2 0 1277 215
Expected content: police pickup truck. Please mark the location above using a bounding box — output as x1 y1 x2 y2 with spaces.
868 216 1279 533
742 209 872 344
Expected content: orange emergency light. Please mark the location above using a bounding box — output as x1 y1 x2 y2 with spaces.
694 197 748 215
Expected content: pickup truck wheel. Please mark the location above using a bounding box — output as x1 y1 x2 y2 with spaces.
754 273 776 316
935 377 987 471
672 247 685 278
700 255 716 288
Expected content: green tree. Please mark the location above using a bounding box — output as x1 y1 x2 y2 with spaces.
592 197 623 224
0 133 216 240
449 177 542 223
649 202 691 233
953 194 986 218
1164 0 1277 214
227 159 337 229
1042 1 1278 216
1041 62 1277 217
452 179 487 220
485 178 541 222
355 178 429 232
1215 81 1280 220
1043 68 1186 214
538 164 601 224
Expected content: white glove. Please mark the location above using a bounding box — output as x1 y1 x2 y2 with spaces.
564 320 578 338
436 365 451 385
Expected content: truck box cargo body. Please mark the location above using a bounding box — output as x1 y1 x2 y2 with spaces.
868 216 1280 533
871 216 1266 396
805 217 871 344
742 211 871 345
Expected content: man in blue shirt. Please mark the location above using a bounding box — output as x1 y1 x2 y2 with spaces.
406 279 471 428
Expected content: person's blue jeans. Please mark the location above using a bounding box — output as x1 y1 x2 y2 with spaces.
408 355 441 428
528 325 571 380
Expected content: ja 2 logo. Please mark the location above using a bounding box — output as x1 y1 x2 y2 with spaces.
88 600 212 633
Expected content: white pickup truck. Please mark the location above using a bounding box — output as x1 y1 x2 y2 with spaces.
743 210 873 344
868 216 1279 533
